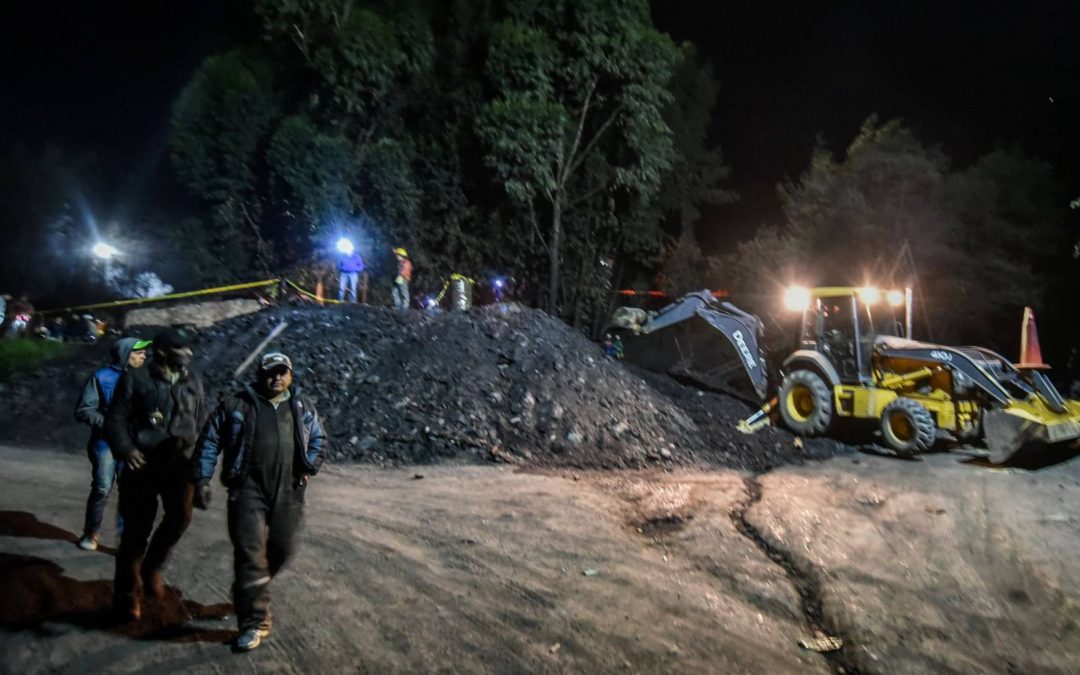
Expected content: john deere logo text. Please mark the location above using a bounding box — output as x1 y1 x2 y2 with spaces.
733 330 756 370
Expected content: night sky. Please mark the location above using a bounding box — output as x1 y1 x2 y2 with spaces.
1 1 1077 251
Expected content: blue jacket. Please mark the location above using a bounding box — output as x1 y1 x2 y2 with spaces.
192 384 327 488
339 253 365 274
74 337 140 451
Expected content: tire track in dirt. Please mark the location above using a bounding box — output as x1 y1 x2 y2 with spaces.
729 475 863 675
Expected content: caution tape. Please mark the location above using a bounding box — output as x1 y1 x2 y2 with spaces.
39 276 689 316
283 279 347 305
40 279 282 315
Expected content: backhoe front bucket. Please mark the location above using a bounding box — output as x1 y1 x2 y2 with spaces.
982 404 1080 464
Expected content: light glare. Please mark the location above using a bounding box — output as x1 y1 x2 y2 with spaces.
336 237 355 255
92 242 118 259
886 290 904 306
783 286 811 312
858 286 881 304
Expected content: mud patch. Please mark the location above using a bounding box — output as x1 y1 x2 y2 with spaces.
0 552 234 642
637 512 695 536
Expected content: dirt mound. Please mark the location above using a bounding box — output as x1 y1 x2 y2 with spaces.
0 304 848 470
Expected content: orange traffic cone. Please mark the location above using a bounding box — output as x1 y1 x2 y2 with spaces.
1016 306 1051 369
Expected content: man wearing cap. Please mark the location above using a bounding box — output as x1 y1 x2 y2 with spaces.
105 327 206 621
192 352 327 652
73 336 152 551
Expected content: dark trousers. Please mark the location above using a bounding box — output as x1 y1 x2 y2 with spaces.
228 476 304 631
113 450 194 609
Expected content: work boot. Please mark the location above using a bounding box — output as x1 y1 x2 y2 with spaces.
234 627 270 652
77 534 99 551
142 570 166 600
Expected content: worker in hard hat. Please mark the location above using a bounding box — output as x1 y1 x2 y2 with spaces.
392 247 413 310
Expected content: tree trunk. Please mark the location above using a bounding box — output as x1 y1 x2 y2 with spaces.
547 191 563 315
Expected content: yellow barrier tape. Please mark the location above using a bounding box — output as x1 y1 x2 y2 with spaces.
283 279 346 305
41 279 281 315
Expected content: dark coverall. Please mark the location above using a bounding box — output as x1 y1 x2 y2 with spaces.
105 363 204 610
229 396 306 631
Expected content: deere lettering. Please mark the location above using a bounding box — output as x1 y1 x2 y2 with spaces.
733 330 756 370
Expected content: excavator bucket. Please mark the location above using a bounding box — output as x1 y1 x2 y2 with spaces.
982 400 1080 464
980 309 1080 463
609 290 769 401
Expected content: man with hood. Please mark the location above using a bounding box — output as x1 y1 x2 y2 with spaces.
192 352 327 651
73 336 152 551
105 327 206 621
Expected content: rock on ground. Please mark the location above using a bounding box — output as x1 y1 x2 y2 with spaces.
124 299 264 329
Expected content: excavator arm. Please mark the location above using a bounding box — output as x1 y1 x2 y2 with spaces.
609 291 770 401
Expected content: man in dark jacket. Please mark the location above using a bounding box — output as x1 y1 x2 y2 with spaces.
73 336 152 551
192 352 327 652
105 327 206 621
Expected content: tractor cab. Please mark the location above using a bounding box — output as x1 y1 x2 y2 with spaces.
788 286 910 384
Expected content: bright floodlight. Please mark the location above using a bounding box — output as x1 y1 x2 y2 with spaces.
493 278 504 288
858 286 881 304
92 242 118 259
336 237 355 255
886 290 905 307
783 286 811 312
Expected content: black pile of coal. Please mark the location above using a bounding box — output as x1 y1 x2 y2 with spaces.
0 304 849 471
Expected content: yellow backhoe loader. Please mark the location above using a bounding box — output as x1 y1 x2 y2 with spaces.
610 286 1080 462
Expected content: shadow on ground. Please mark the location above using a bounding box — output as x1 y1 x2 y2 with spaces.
0 511 233 644
960 442 1080 471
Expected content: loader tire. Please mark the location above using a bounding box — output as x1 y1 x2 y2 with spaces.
880 398 936 456
779 369 833 436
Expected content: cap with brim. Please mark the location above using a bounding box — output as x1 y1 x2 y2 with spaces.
132 339 153 351
259 353 293 371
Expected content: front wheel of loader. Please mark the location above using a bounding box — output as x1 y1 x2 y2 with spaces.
880 398 936 457
779 369 833 436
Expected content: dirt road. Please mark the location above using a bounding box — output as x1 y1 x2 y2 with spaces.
1 444 1079 674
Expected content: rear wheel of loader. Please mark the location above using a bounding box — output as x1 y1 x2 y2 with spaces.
779 369 833 436
880 398 936 456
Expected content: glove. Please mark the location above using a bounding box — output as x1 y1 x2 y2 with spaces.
125 449 147 471
194 484 212 510
395 275 405 285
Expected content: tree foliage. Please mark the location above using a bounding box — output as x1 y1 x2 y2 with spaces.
171 49 280 279
167 0 732 324
727 116 1068 347
478 0 679 315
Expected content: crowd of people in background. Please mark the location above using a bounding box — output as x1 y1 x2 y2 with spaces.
1 245 525 344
